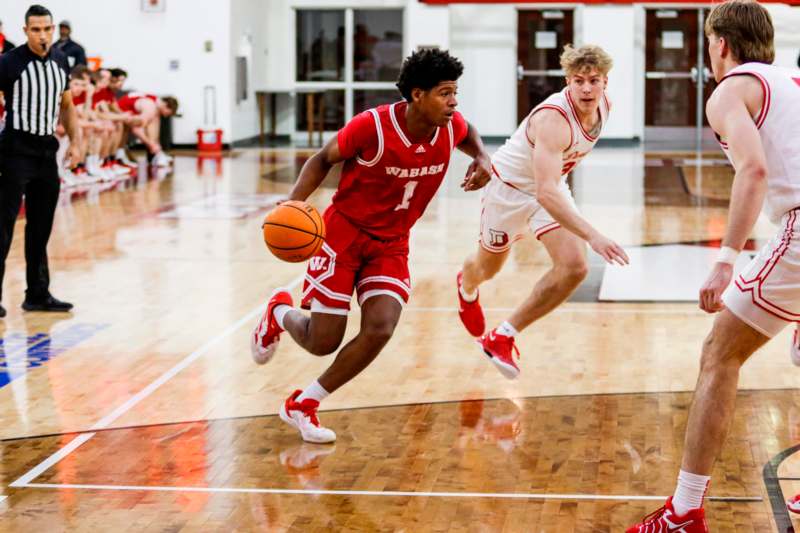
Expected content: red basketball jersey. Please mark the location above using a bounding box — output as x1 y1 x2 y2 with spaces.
91 87 115 109
117 92 157 113
334 101 468 239
72 91 86 106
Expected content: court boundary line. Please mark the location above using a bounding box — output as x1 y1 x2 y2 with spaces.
3 387 795 444
401 306 706 314
9 274 305 489
16 482 762 503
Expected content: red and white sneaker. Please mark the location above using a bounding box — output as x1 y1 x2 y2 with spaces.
477 328 520 379
790 327 800 366
787 493 800 514
457 271 485 337
627 497 708 533
279 390 336 444
250 289 293 365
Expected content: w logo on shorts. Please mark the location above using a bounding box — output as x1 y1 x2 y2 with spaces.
309 257 328 271
488 229 509 247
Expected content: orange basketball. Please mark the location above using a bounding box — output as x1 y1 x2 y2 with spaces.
262 201 326 263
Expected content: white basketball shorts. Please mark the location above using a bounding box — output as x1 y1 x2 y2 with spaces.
479 171 576 254
723 208 800 337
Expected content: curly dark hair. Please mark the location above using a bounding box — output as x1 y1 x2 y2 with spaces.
396 48 464 102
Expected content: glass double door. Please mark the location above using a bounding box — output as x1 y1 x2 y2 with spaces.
645 8 715 143
516 9 574 124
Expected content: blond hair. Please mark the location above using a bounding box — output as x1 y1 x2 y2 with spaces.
705 0 774 64
559 44 613 76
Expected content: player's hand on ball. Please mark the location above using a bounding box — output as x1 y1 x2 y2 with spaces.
699 262 733 313
588 232 629 266
462 154 492 191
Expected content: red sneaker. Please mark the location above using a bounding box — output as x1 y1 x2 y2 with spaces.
627 497 708 533
477 328 520 379
787 493 800 514
279 390 336 443
250 289 293 365
457 271 485 337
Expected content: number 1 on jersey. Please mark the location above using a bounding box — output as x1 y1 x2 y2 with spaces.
394 180 418 211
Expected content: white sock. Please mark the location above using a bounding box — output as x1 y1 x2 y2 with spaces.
672 470 710 515
496 321 519 338
459 284 478 302
272 304 293 329
296 380 329 403
115 148 126 159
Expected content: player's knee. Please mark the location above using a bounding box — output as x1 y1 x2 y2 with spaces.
557 258 589 285
307 336 341 356
699 330 741 372
361 318 397 347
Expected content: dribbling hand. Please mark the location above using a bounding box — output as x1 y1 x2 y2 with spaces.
699 262 733 313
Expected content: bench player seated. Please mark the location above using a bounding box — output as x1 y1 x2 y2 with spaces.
70 65 115 181
456 44 629 379
251 49 492 443
117 92 178 167
89 68 137 176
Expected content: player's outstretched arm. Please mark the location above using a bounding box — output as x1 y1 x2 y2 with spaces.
699 77 768 313
456 121 492 191
287 135 347 202
532 110 629 265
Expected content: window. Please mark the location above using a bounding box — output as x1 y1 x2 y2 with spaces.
296 8 403 134
354 89 399 115
296 10 345 82
353 10 403 82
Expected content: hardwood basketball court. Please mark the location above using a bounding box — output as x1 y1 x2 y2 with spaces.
0 148 799 531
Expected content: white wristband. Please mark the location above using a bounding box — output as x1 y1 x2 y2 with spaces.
717 246 739 265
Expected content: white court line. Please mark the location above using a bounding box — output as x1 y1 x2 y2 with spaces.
403 306 703 315
10 275 305 489
19 483 762 502
0 495 6 504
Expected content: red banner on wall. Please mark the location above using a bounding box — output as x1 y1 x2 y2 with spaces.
421 0 800 4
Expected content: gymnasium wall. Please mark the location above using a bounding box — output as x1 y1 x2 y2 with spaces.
3 0 232 144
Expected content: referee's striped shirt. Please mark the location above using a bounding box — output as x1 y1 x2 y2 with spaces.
0 44 69 138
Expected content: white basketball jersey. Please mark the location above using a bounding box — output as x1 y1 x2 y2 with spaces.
491 88 610 195
717 62 800 224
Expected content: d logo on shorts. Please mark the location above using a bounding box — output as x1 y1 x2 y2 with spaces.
489 229 509 247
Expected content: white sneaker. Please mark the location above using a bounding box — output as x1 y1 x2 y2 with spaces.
279 390 336 444
60 169 78 187
111 163 131 176
791 327 800 366
151 151 173 167
115 150 137 167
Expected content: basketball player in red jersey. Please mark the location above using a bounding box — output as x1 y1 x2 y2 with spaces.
251 49 492 443
117 92 178 167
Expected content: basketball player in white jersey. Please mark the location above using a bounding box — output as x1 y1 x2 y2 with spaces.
629 2 800 530
456 44 629 378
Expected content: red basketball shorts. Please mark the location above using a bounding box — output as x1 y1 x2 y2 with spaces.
301 207 411 314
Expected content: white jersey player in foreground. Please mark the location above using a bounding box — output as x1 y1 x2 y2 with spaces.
456 44 629 378
629 1 800 531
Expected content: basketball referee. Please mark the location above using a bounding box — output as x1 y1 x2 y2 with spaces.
0 5 81 317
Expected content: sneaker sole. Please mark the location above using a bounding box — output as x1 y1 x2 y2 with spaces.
279 403 336 444
788 503 800 515
476 340 520 380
